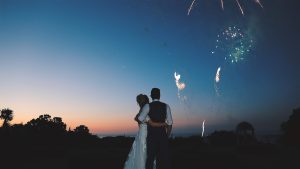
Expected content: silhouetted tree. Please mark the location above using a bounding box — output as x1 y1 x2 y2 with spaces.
236 121 256 144
52 117 67 132
0 108 13 127
281 107 300 145
53 117 62 123
25 114 66 134
38 114 51 121
74 125 90 135
26 114 51 131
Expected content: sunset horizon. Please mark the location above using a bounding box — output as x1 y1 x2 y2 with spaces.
1 0 299 138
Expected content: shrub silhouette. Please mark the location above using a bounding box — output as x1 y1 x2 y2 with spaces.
236 121 256 144
281 107 300 145
74 125 90 135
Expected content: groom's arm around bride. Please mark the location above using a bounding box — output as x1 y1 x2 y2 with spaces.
137 99 173 137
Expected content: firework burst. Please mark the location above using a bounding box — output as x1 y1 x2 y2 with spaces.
212 26 254 63
187 0 264 15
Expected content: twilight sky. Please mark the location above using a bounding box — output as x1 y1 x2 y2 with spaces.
0 0 299 136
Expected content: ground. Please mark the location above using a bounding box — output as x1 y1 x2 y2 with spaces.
1 137 299 169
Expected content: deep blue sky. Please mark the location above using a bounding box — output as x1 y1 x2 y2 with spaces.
0 0 299 135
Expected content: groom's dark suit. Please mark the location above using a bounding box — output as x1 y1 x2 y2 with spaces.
146 101 171 169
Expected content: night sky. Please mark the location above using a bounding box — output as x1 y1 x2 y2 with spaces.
0 0 299 136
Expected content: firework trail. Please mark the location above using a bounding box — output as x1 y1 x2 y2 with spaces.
214 66 221 96
187 0 196 15
174 72 186 99
220 0 224 10
174 72 186 90
202 120 205 137
255 0 264 9
235 0 244 15
215 66 221 83
187 0 263 16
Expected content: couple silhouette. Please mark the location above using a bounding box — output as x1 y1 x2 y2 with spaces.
124 88 173 169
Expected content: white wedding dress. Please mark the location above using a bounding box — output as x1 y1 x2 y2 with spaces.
123 121 156 169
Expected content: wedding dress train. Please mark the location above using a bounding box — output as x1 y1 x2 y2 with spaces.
124 123 156 169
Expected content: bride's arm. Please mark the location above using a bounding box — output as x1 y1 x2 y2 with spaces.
134 113 141 124
147 120 167 127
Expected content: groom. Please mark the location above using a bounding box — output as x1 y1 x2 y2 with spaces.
138 88 173 169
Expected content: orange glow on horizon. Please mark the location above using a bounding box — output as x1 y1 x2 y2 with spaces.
8 105 225 135
11 114 208 135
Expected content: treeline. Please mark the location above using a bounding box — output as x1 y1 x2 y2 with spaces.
1 107 299 147
0 109 98 148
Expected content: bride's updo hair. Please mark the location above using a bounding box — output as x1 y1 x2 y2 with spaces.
136 94 149 108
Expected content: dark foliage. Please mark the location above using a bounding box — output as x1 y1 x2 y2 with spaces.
0 107 299 169
207 130 237 146
25 114 67 135
236 121 257 144
0 108 13 127
74 125 90 135
0 112 97 149
281 107 300 145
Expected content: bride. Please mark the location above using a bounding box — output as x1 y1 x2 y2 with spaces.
123 94 167 169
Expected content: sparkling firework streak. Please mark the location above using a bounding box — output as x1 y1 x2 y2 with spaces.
235 0 244 15
221 0 224 10
174 72 186 90
187 0 196 15
202 120 205 137
255 0 264 8
215 66 221 83
212 26 254 63
214 66 221 96
174 72 186 99
187 0 264 16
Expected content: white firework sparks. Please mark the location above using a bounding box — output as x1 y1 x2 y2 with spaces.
174 72 186 91
214 66 221 96
187 0 196 16
187 0 264 16
174 72 186 100
215 66 221 83
221 0 224 10
255 0 264 9
235 0 244 15
202 120 206 137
